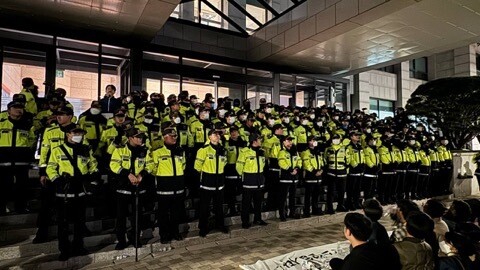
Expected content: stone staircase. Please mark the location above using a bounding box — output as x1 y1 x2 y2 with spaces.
0 181 324 270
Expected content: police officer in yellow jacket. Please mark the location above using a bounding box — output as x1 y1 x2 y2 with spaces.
438 137 453 195
236 133 268 228
405 136 421 200
78 101 107 154
377 136 397 204
262 124 284 210
224 126 247 216
363 135 379 200
109 128 149 250
194 130 229 237
346 130 365 210
418 140 431 199
393 136 408 201
0 101 36 214
46 126 98 261
277 135 302 221
301 136 324 217
147 126 186 244
35 106 77 243
324 134 349 214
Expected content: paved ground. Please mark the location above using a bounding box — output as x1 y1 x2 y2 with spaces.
83 209 395 270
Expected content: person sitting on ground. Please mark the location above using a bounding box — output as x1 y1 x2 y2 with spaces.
363 198 390 246
390 199 421 243
443 200 480 238
393 211 435 270
438 231 477 270
423 199 449 257
330 213 401 270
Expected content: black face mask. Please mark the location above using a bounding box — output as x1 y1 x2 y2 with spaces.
244 103 251 111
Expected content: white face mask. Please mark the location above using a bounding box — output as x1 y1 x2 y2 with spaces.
309 114 315 120
174 117 181 124
192 99 199 105
301 119 308 125
416 127 423 132
312 141 318 147
268 119 275 126
283 117 290 124
218 109 227 118
239 114 247 121
387 133 394 138
442 140 449 145
126 96 132 103
90 108 101 115
227 117 236 124
369 140 376 146
265 108 272 114
295 116 300 122
366 128 372 134
144 118 153 124
195 108 200 115
317 121 323 127
333 116 339 121
72 135 83 143
409 140 415 145
332 139 341 145
201 113 209 120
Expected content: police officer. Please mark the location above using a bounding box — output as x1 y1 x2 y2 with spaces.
188 107 211 198
194 129 229 237
301 136 324 217
438 137 453 195
262 124 284 210
147 126 186 244
418 139 431 199
224 126 246 216
377 135 397 204
363 135 379 200
20 77 38 115
236 133 268 228
126 91 145 124
294 114 311 152
346 130 365 210
405 136 420 200
324 134 349 214
109 128 149 250
34 106 77 243
0 101 36 214
393 135 408 201
277 135 302 221
78 101 107 154
46 126 98 261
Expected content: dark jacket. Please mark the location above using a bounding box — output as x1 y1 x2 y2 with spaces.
368 221 390 246
100 96 121 113
331 242 401 270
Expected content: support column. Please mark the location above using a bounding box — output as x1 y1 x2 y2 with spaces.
130 48 143 93
272 73 280 105
45 44 56 97
351 75 360 111
454 44 477 77
396 62 410 108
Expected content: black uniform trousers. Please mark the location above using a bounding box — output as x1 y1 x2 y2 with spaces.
224 164 241 214
395 171 407 200
265 167 280 210
440 163 453 195
303 182 323 215
198 188 225 233
326 174 347 212
0 164 30 214
278 181 297 219
405 170 418 199
361 174 377 200
115 193 144 245
56 196 86 254
346 174 363 209
35 181 55 239
241 188 263 225
157 193 185 241
377 172 396 204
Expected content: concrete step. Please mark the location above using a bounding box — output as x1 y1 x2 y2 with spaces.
0 211 278 261
4 210 351 270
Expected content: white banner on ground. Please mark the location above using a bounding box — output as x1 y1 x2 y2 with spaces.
239 241 350 270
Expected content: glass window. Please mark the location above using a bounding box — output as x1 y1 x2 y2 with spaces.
200 0 226 29
217 82 245 102
57 37 99 53
183 78 215 102
163 78 180 97
247 68 273 78
247 84 271 109
409 57 428 80
370 98 394 119
56 49 99 117
2 47 46 111
183 58 244 74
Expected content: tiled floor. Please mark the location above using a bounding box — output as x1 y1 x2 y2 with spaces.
84 210 395 270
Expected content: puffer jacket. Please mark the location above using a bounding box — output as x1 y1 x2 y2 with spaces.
393 237 434 270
